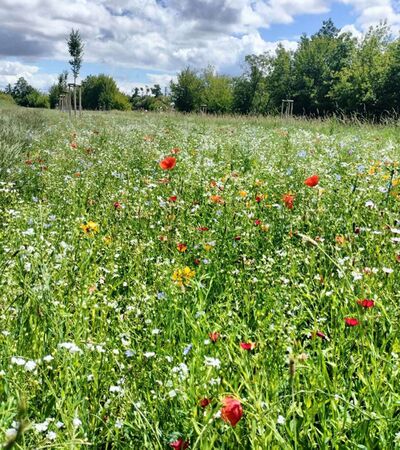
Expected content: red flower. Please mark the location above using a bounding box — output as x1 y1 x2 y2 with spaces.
255 195 263 203
169 196 177 202
199 398 211 408
315 330 328 340
113 201 122 210
221 397 243 427
357 299 375 308
254 219 262 226
209 332 220 343
234 236 241 241
169 439 189 449
344 317 359 327
159 156 176 170
240 342 256 351
70 141 77 149
197 227 209 232
304 175 319 187
282 193 294 209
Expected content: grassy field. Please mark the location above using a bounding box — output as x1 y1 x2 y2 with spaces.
0 107 400 449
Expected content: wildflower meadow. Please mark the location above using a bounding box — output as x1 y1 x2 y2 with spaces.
0 107 400 449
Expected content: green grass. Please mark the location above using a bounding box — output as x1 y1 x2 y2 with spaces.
0 109 399 449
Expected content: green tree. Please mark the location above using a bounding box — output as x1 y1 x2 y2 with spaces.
151 84 162 98
11 77 35 106
67 29 84 85
81 74 129 110
49 70 68 108
170 68 204 112
292 20 355 115
202 67 233 114
329 23 390 116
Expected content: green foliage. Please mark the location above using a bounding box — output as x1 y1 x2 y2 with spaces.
81 74 129 110
170 67 204 112
0 92 16 108
49 71 68 109
67 29 84 84
10 77 49 109
202 67 233 114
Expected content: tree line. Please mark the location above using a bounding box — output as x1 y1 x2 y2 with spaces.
2 20 400 118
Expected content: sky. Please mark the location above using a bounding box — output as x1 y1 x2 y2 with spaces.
1 0 399 94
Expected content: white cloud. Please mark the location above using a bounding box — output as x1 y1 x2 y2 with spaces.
0 61 57 91
340 0 400 31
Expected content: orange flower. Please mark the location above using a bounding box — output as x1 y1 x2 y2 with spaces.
177 243 187 252
159 156 176 170
210 195 224 204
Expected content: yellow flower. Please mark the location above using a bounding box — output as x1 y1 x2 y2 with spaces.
239 190 247 197
172 266 195 286
392 178 400 187
80 221 99 235
103 235 112 245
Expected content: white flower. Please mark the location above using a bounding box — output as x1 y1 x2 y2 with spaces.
58 342 82 354
34 421 49 432
22 228 35 236
43 355 54 362
24 262 32 272
382 267 393 274
110 385 124 393
11 357 26 366
5 428 17 440
365 200 375 208
46 431 57 441
115 419 123 429
204 356 221 368
143 352 155 358
168 389 177 398
72 418 82 428
277 415 286 425
24 360 37 372
56 421 64 429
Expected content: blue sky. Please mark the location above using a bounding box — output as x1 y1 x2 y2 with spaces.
0 0 399 93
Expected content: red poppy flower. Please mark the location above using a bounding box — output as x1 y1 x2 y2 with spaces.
221 397 243 427
169 439 189 449
255 195 263 203
240 342 256 351
199 398 211 408
282 193 294 209
304 175 319 187
169 196 177 202
344 317 359 326
254 219 262 226
113 201 122 210
234 236 241 241
209 332 220 343
197 227 209 232
159 156 176 170
357 299 375 308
